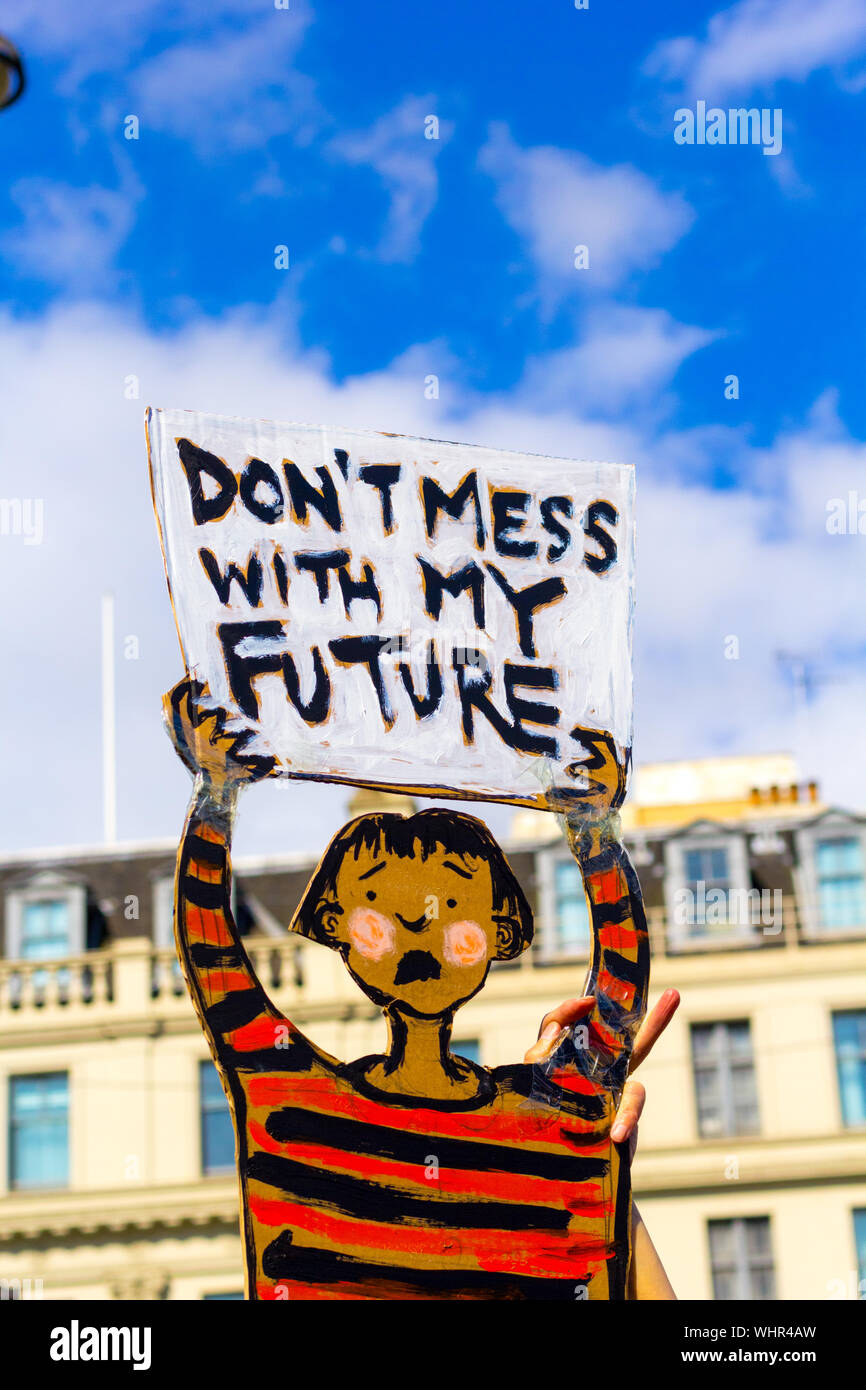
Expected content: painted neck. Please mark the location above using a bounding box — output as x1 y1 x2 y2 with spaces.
368 1009 479 1101
386 1011 449 1081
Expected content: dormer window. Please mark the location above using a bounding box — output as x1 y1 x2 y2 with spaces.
794 813 866 938
682 845 733 926
664 826 752 948
536 848 591 960
815 837 866 930
20 899 71 960
5 873 86 961
552 860 591 956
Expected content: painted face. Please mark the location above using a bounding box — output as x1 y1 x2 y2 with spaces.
330 843 500 1017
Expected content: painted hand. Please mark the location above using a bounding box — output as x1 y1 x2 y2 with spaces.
559 726 629 821
162 677 274 792
524 989 680 1160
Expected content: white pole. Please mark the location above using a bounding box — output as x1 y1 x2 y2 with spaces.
101 592 117 844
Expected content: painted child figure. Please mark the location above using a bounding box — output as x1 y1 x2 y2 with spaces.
165 679 649 1301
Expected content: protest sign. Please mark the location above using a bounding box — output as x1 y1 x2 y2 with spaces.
147 408 634 807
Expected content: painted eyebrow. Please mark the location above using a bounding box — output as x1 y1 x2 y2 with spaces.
358 862 387 881
442 860 474 879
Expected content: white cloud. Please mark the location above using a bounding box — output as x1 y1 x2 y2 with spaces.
478 123 694 306
0 302 863 865
130 9 320 153
329 97 452 263
3 0 286 72
516 305 718 415
4 0 320 150
3 0 176 71
645 0 866 99
3 178 140 288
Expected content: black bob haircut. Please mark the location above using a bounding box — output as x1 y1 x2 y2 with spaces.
290 807 534 961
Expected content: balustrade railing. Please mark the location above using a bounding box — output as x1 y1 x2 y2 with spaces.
0 899 863 1023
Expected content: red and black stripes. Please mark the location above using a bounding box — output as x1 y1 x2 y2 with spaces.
173 804 635 1300
175 819 280 1047
569 828 650 1093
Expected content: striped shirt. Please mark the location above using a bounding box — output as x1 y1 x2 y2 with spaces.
175 812 649 1301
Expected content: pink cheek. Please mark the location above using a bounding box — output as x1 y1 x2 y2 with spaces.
442 920 487 968
347 908 396 962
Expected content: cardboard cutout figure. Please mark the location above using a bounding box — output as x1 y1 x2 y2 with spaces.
150 413 650 1300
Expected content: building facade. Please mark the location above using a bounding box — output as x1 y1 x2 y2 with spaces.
1 754 865 1300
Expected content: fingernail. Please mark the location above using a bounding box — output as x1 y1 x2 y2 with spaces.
541 1021 561 1043
610 1122 627 1142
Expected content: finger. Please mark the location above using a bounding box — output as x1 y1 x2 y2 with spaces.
535 995 595 1041
182 680 211 725
524 1029 567 1065
629 988 680 1073
203 713 224 747
610 1078 645 1143
525 996 595 1064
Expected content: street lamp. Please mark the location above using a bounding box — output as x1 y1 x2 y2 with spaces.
0 34 25 111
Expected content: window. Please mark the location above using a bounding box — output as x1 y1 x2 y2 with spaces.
9 1073 69 1190
536 849 592 961
551 860 591 956
708 1217 775 1300
664 831 751 945
833 1011 866 1127
6 875 86 961
795 818 866 939
816 838 866 931
152 877 175 949
691 1021 760 1138
151 876 184 996
681 846 732 930
454 1039 480 1064
854 1210 866 1297
200 1061 235 1175
16 899 75 998
20 900 70 960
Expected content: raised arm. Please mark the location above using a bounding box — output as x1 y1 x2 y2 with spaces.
164 680 281 1060
554 729 650 1097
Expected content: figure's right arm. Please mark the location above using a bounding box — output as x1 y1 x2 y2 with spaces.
166 680 283 1060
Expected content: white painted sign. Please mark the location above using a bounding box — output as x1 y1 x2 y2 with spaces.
147 408 634 807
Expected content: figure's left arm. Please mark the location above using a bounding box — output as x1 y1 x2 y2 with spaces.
558 728 650 1093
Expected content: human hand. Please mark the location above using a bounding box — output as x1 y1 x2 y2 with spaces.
524 989 681 1160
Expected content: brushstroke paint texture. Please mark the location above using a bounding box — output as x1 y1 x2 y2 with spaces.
173 816 646 1299
148 409 634 805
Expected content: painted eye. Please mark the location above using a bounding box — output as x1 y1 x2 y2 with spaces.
366 890 377 901
447 898 457 909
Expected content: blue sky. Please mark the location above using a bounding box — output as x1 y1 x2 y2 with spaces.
1 0 865 854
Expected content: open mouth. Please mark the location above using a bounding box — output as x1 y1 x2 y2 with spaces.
394 950 441 985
